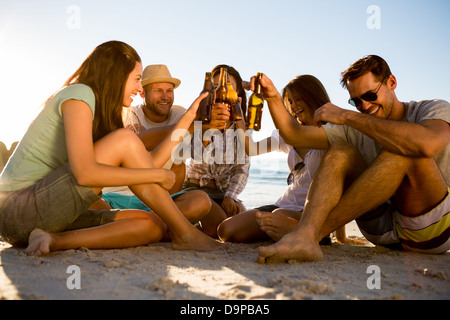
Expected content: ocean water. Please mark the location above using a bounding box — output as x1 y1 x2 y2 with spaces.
239 154 290 209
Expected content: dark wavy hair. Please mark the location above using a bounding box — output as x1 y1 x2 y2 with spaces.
211 64 247 117
64 41 141 142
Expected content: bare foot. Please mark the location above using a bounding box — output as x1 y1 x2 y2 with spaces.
256 212 298 241
337 236 367 246
257 229 323 264
25 229 54 256
171 229 226 252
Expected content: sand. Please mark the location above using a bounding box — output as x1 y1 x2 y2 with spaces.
0 221 449 301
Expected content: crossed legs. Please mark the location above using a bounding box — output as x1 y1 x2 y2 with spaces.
26 129 222 256
257 142 448 263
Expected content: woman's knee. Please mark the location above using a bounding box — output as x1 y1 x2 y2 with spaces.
98 128 147 156
174 191 212 222
217 218 233 242
116 128 147 153
217 210 259 242
186 191 212 214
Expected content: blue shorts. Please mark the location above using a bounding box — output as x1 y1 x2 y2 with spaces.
102 190 188 212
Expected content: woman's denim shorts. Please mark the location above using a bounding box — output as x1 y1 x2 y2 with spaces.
0 163 118 246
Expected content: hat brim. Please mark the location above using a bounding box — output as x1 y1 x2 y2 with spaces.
141 77 181 89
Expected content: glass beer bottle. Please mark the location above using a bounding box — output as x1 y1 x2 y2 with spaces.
227 72 243 122
198 72 214 123
246 72 264 131
215 67 229 105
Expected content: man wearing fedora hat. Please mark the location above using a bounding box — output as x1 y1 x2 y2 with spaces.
124 64 186 192
126 65 184 138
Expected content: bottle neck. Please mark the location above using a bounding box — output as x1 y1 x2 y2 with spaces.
219 68 227 87
255 73 263 94
215 68 228 102
204 72 212 90
255 82 262 94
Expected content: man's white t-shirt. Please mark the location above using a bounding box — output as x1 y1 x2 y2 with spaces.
124 104 186 130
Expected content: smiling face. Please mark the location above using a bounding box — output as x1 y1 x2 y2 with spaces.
122 62 143 108
285 88 314 126
346 72 398 120
142 82 175 122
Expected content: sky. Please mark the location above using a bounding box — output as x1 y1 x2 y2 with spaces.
0 0 449 149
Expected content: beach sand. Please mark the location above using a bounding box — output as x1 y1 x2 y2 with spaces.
0 221 448 300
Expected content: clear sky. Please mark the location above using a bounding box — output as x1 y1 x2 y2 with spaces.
1 0 449 148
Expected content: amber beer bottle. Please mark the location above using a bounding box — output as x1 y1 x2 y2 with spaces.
246 72 264 131
226 72 243 122
198 72 214 123
215 67 229 106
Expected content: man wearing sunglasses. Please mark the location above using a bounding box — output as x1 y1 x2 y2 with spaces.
256 55 450 263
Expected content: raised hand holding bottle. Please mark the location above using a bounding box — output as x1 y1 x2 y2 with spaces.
246 72 264 131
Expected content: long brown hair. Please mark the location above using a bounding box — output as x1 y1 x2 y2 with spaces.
64 41 141 142
282 75 330 113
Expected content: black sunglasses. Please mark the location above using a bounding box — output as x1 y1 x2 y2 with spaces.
348 75 388 108
287 161 305 185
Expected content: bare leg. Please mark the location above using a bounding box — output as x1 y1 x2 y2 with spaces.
317 149 448 239
96 130 223 251
258 144 448 263
26 209 166 256
32 129 222 255
199 201 228 238
217 209 269 242
25 129 222 256
258 143 366 263
27 129 223 255
173 190 211 223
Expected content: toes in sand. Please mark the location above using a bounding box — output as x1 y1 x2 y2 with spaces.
26 229 53 257
172 230 226 252
256 211 298 241
257 231 323 264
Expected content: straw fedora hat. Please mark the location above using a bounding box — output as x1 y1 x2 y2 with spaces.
141 64 181 89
